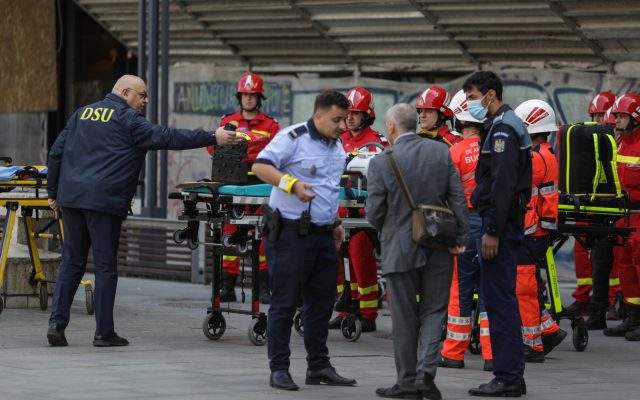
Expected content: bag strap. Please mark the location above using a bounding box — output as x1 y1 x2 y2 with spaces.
386 150 417 211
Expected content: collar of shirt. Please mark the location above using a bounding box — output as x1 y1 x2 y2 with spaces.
395 131 415 143
106 93 128 107
307 118 335 145
484 103 512 130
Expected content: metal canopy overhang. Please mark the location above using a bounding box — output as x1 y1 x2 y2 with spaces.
74 0 640 73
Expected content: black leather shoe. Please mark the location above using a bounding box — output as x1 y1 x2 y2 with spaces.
483 360 494 372
415 374 442 400
469 379 522 397
439 356 464 368
269 370 299 391
375 384 421 399
47 325 68 347
328 316 343 330
361 318 377 332
93 332 129 347
542 329 567 355
524 347 545 363
306 366 356 386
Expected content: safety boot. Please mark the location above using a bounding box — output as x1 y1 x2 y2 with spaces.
220 271 237 302
625 327 640 341
586 304 607 330
565 300 590 317
603 308 640 337
258 271 270 304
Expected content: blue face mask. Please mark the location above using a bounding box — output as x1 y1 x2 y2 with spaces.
467 94 489 121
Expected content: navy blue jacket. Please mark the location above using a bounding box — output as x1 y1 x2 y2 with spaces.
47 93 216 218
471 104 532 237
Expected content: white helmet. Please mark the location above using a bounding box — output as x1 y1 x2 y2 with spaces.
515 99 558 135
449 89 483 123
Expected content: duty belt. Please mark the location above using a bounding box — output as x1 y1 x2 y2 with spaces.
281 218 334 234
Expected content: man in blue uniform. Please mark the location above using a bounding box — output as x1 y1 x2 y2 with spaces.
464 72 532 397
252 90 357 391
46 74 240 347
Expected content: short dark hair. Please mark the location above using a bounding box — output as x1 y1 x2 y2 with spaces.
314 90 349 112
462 71 503 101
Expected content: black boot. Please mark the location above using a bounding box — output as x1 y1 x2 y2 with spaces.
524 346 545 363
542 328 567 355
586 304 607 330
604 308 640 337
220 272 237 302
565 300 590 317
258 271 270 304
625 327 640 341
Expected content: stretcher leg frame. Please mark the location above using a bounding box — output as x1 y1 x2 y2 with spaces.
0 204 19 309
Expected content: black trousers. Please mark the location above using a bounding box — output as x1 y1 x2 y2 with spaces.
265 226 338 372
591 237 614 309
49 207 123 336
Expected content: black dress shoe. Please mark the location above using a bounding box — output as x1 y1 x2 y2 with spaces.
415 374 442 400
328 316 343 330
306 366 356 386
93 332 129 347
375 384 421 399
47 325 68 347
469 378 522 397
439 356 464 368
269 370 299 391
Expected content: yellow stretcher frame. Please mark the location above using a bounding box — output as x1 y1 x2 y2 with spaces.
0 179 94 315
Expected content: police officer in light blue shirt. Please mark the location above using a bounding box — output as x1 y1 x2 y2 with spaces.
252 90 356 391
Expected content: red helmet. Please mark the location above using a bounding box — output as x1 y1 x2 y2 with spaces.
346 87 376 123
588 91 616 115
611 93 640 122
237 72 264 94
416 85 453 118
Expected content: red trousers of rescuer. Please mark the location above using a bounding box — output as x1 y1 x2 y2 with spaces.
222 223 267 274
441 257 493 362
616 214 640 307
336 230 378 321
572 235 621 304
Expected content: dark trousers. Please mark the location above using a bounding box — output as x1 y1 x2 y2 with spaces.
265 226 338 372
458 212 485 317
478 222 525 385
49 207 123 336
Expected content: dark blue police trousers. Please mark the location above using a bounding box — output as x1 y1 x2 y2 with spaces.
49 207 122 337
478 221 525 385
265 226 338 372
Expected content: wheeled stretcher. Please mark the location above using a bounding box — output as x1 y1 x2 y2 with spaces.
169 180 370 345
0 159 94 315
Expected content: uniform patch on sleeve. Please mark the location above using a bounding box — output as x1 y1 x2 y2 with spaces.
494 138 506 153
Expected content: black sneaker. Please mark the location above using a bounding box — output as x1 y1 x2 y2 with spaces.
47 325 68 347
93 332 129 347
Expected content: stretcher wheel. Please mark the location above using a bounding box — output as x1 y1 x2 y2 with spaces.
39 282 48 311
173 229 186 244
469 326 481 355
187 238 198 250
247 316 267 346
0 296 4 315
85 287 95 315
231 206 245 220
341 315 362 342
572 319 588 352
377 280 385 306
294 311 304 337
203 313 226 340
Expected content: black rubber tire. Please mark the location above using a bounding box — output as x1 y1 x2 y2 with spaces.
0 296 4 315
293 311 304 337
572 320 589 352
247 317 267 346
341 315 362 342
203 313 226 340
85 288 95 315
173 230 185 244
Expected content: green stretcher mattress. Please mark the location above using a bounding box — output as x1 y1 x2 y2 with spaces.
182 183 367 201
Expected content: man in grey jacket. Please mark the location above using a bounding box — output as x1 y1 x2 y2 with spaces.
366 103 468 399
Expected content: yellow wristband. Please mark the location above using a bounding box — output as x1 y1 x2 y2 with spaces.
278 174 299 193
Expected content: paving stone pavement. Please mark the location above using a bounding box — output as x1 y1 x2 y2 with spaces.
0 275 638 400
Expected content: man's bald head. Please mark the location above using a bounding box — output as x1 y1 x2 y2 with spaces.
113 75 148 111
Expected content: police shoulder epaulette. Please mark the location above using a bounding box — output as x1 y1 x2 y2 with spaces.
288 125 308 139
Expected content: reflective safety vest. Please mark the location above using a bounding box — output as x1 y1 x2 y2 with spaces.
524 142 559 236
449 136 480 208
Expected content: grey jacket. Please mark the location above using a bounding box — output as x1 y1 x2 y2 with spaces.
365 133 469 275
